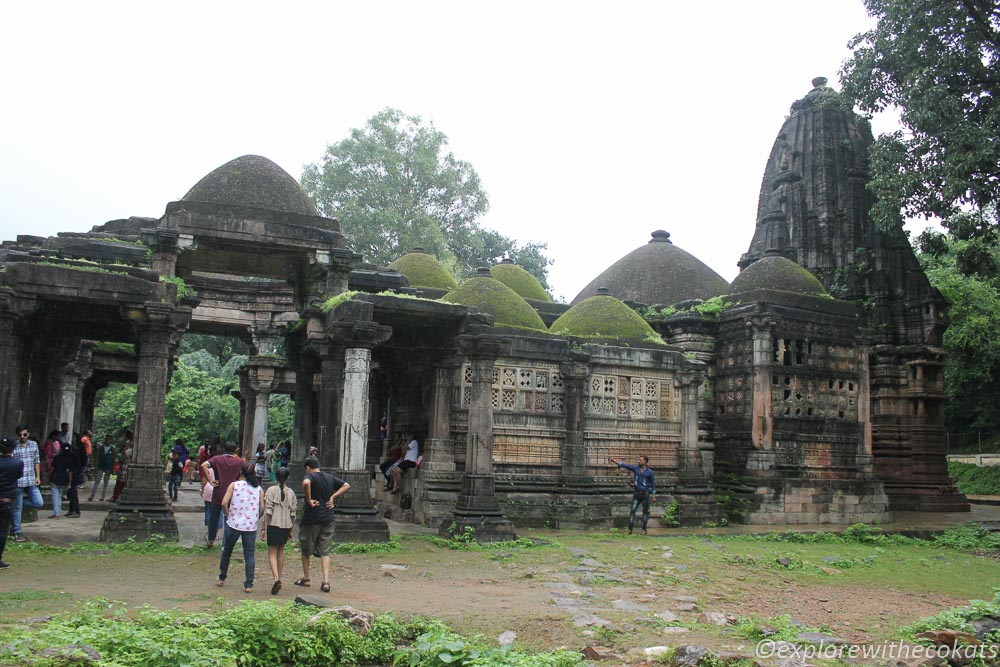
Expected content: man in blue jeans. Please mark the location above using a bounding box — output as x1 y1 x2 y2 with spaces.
12 426 43 542
608 455 657 535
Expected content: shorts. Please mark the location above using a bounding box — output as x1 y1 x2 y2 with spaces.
299 521 335 557
266 525 292 547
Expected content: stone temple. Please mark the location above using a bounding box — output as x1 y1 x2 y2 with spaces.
0 78 967 542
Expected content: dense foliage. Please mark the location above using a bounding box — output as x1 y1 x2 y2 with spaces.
915 224 1000 434
948 461 1000 496
301 108 552 289
93 336 293 454
840 0 1000 231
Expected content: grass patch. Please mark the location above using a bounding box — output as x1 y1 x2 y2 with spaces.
948 461 1000 495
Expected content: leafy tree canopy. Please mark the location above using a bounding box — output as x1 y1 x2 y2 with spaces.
840 0 1000 229
301 108 553 289
916 210 1000 433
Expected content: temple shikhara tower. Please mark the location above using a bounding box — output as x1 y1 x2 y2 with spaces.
0 78 966 542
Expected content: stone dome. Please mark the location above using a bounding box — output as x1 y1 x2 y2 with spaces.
389 249 458 290
181 155 319 216
551 290 663 344
729 251 828 296
490 259 551 302
572 230 728 306
441 269 547 331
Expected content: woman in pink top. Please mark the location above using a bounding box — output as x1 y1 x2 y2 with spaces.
216 463 263 593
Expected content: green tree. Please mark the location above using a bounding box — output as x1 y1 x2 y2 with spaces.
301 108 553 289
840 0 1000 230
916 219 1000 433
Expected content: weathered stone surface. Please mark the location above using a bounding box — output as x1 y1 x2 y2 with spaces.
307 606 375 634
294 594 336 609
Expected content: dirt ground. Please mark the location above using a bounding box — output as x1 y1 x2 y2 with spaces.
2 487 999 659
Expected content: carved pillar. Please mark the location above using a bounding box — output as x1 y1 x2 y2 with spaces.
58 368 81 430
328 320 391 542
315 351 344 470
857 339 874 468
423 359 459 472
673 366 725 527
0 311 25 435
443 334 515 542
678 373 705 474
245 357 281 451
559 359 591 477
141 228 180 277
292 355 316 473
102 302 191 542
238 373 255 455
748 317 775 451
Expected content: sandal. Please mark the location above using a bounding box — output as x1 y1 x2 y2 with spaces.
320 581 331 593
271 580 282 595
293 578 311 587
244 587 253 594
216 580 225 587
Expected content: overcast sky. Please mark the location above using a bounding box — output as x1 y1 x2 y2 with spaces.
1 1 898 302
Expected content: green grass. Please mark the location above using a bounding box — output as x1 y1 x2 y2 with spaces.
948 461 1000 495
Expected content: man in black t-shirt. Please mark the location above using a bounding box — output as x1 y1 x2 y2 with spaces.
295 456 349 593
0 437 25 569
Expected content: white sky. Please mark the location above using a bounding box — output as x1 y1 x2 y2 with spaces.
0 1 898 302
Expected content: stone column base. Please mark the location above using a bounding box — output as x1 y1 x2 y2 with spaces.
441 474 516 542
100 508 178 542
331 469 390 543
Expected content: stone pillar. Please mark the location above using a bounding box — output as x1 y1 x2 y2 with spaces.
315 351 344 470
245 356 281 451
442 334 515 542
328 321 391 542
857 339 874 466
102 302 190 542
748 317 775 451
142 228 180 277
239 375 256 455
292 358 316 471
58 370 80 430
672 368 725 527
0 311 25 435
422 360 458 472
559 359 590 477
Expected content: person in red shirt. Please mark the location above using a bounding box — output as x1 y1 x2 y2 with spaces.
200 441 244 548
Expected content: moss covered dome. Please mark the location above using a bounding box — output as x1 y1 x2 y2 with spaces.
490 259 551 302
441 269 547 331
389 249 458 290
572 230 728 306
182 155 319 216
729 252 828 296
551 291 663 344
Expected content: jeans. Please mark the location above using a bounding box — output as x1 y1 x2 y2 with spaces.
203 501 225 530
90 469 113 500
628 491 651 532
218 524 257 589
50 484 64 516
13 485 44 535
67 484 80 515
207 503 224 543
168 474 181 501
0 504 11 560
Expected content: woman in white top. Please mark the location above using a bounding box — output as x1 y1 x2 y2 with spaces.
217 463 263 593
261 466 296 595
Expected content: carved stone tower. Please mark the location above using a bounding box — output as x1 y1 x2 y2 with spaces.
740 78 967 512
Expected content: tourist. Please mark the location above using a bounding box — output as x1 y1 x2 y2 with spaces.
200 443 224 538
41 430 60 487
166 451 183 502
253 443 267 481
200 441 244 548
378 434 405 491
608 455 657 535
295 456 349 593
56 422 71 450
264 444 276 482
89 434 115 501
72 433 88 492
277 441 290 468
0 437 24 569
171 438 189 468
49 442 75 519
261 466 296 595
216 463 263 594
389 431 419 494
110 430 132 502
11 426 43 542
79 429 93 484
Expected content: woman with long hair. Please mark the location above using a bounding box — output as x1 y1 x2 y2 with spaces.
217 463 263 593
261 466 296 595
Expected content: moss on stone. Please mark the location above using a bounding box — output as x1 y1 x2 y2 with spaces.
182 155 319 216
441 277 546 331
550 295 666 345
389 252 458 290
321 290 359 313
729 255 828 297
489 263 551 302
